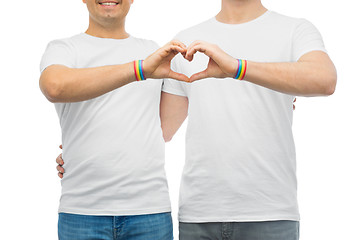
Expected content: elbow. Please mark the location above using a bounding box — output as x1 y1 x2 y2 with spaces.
40 75 63 103
162 130 174 143
322 65 338 96
163 134 173 143
325 82 336 96
42 82 63 103
323 74 337 96
310 71 337 96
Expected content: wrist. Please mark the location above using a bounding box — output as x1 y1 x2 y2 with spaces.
233 59 248 80
141 59 149 77
230 58 239 78
133 60 146 81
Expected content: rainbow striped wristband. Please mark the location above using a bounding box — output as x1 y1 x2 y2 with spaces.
234 59 247 80
133 60 146 81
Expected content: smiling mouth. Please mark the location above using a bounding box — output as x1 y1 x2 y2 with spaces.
99 2 119 6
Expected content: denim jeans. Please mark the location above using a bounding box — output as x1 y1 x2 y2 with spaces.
179 220 299 240
58 212 173 240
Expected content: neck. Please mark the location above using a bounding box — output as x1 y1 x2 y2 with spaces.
85 17 129 39
216 0 267 24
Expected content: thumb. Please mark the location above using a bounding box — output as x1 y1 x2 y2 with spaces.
168 70 190 82
189 69 208 82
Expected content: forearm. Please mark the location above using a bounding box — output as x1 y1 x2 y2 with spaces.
160 92 188 142
40 63 136 103
244 52 337 96
186 42 337 96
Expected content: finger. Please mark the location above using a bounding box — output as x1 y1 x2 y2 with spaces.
185 41 202 60
186 44 210 62
185 42 203 61
56 153 64 165
57 165 65 173
186 40 203 51
181 51 187 59
58 172 63 179
56 153 63 165
164 45 187 56
59 144 62 149
172 45 187 54
189 69 208 82
170 40 187 50
167 46 188 61
168 70 190 82
166 40 187 52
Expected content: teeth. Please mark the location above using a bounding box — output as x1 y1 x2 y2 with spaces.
100 2 117 5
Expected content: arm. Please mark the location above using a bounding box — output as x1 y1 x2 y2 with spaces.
40 64 135 102
186 41 337 97
160 92 188 142
40 41 188 103
245 51 337 96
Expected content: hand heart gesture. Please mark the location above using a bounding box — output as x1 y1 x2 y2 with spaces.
184 41 239 82
142 40 189 82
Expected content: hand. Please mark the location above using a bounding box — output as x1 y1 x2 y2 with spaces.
184 41 238 82
143 40 189 82
56 144 65 179
293 98 296 110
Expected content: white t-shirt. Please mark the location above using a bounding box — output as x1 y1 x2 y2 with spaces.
40 33 171 215
163 11 326 222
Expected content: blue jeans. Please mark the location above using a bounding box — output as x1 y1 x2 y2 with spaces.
58 212 173 240
179 221 299 240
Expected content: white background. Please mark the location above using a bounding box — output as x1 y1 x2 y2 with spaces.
0 0 359 239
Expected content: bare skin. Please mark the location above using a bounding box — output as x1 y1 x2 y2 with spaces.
184 40 336 96
159 0 336 143
40 0 189 103
45 0 188 176
55 0 334 177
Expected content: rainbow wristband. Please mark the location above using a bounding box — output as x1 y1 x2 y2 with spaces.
133 60 146 81
234 59 247 80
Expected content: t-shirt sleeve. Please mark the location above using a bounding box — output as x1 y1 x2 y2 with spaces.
292 19 327 61
40 39 75 73
162 54 188 97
